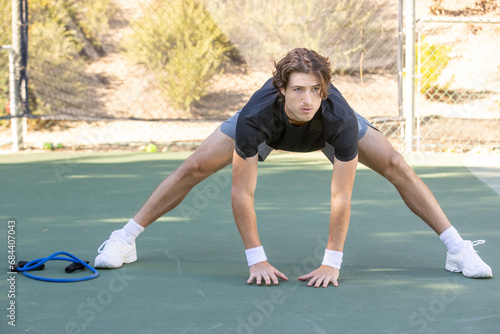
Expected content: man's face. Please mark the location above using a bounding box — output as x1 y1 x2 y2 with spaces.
280 72 323 125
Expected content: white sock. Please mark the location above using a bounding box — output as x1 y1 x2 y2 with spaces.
122 218 145 240
439 226 466 253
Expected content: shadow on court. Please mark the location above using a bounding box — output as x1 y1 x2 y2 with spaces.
0 152 498 334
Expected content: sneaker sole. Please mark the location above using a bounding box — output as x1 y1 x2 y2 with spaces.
445 261 461 273
446 260 492 278
463 268 493 278
94 252 137 269
123 253 137 264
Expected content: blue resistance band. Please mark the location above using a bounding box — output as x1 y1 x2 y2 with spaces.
15 251 99 282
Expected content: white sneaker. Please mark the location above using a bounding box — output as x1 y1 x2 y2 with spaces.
94 230 137 268
445 240 493 278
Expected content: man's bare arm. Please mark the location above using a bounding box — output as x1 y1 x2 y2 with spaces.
298 155 358 287
231 150 288 285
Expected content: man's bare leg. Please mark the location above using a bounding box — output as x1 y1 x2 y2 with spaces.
357 127 451 235
94 127 234 268
357 127 493 278
134 126 235 227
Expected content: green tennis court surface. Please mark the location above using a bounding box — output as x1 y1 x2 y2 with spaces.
1 151 499 334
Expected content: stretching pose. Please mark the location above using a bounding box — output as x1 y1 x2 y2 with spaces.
95 48 492 287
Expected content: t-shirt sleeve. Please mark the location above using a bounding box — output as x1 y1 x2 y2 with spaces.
331 117 359 162
234 79 278 160
234 115 264 159
325 85 359 162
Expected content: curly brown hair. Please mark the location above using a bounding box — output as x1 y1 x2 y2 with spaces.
272 48 332 102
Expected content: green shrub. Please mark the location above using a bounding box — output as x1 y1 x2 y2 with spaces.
122 0 232 112
0 0 113 119
66 0 115 51
418 36 451 99
27 0 113 116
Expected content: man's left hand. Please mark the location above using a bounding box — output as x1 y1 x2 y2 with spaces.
298 265 340 288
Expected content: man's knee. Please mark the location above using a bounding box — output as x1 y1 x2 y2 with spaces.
384 151 414 184
180 154 214 181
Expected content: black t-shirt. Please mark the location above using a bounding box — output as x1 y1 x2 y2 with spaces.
235 78 359 162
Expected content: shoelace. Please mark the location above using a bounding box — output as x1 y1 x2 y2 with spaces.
97 238 130 254
472 240 486 247
470 240 486 256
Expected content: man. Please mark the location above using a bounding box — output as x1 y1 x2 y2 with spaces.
95 48 492 287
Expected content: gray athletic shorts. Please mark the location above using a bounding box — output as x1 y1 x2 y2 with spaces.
220 110 377 163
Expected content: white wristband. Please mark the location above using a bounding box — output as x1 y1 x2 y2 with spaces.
245 246 267 266
321 249 343 269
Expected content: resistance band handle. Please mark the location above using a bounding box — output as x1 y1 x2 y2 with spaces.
12 260 45 272
65 260 90 273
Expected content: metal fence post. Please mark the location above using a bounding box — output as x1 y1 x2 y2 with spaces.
10 0 23 152
404 0 416 153
2 45 21 152
397 0 404 119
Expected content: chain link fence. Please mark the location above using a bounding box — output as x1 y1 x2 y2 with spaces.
203 0 403 148
0 0 12 122
416 16 500 152
0 0 405 151
1 0 498 153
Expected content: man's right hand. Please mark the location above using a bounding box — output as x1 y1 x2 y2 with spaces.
247 261 288 285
